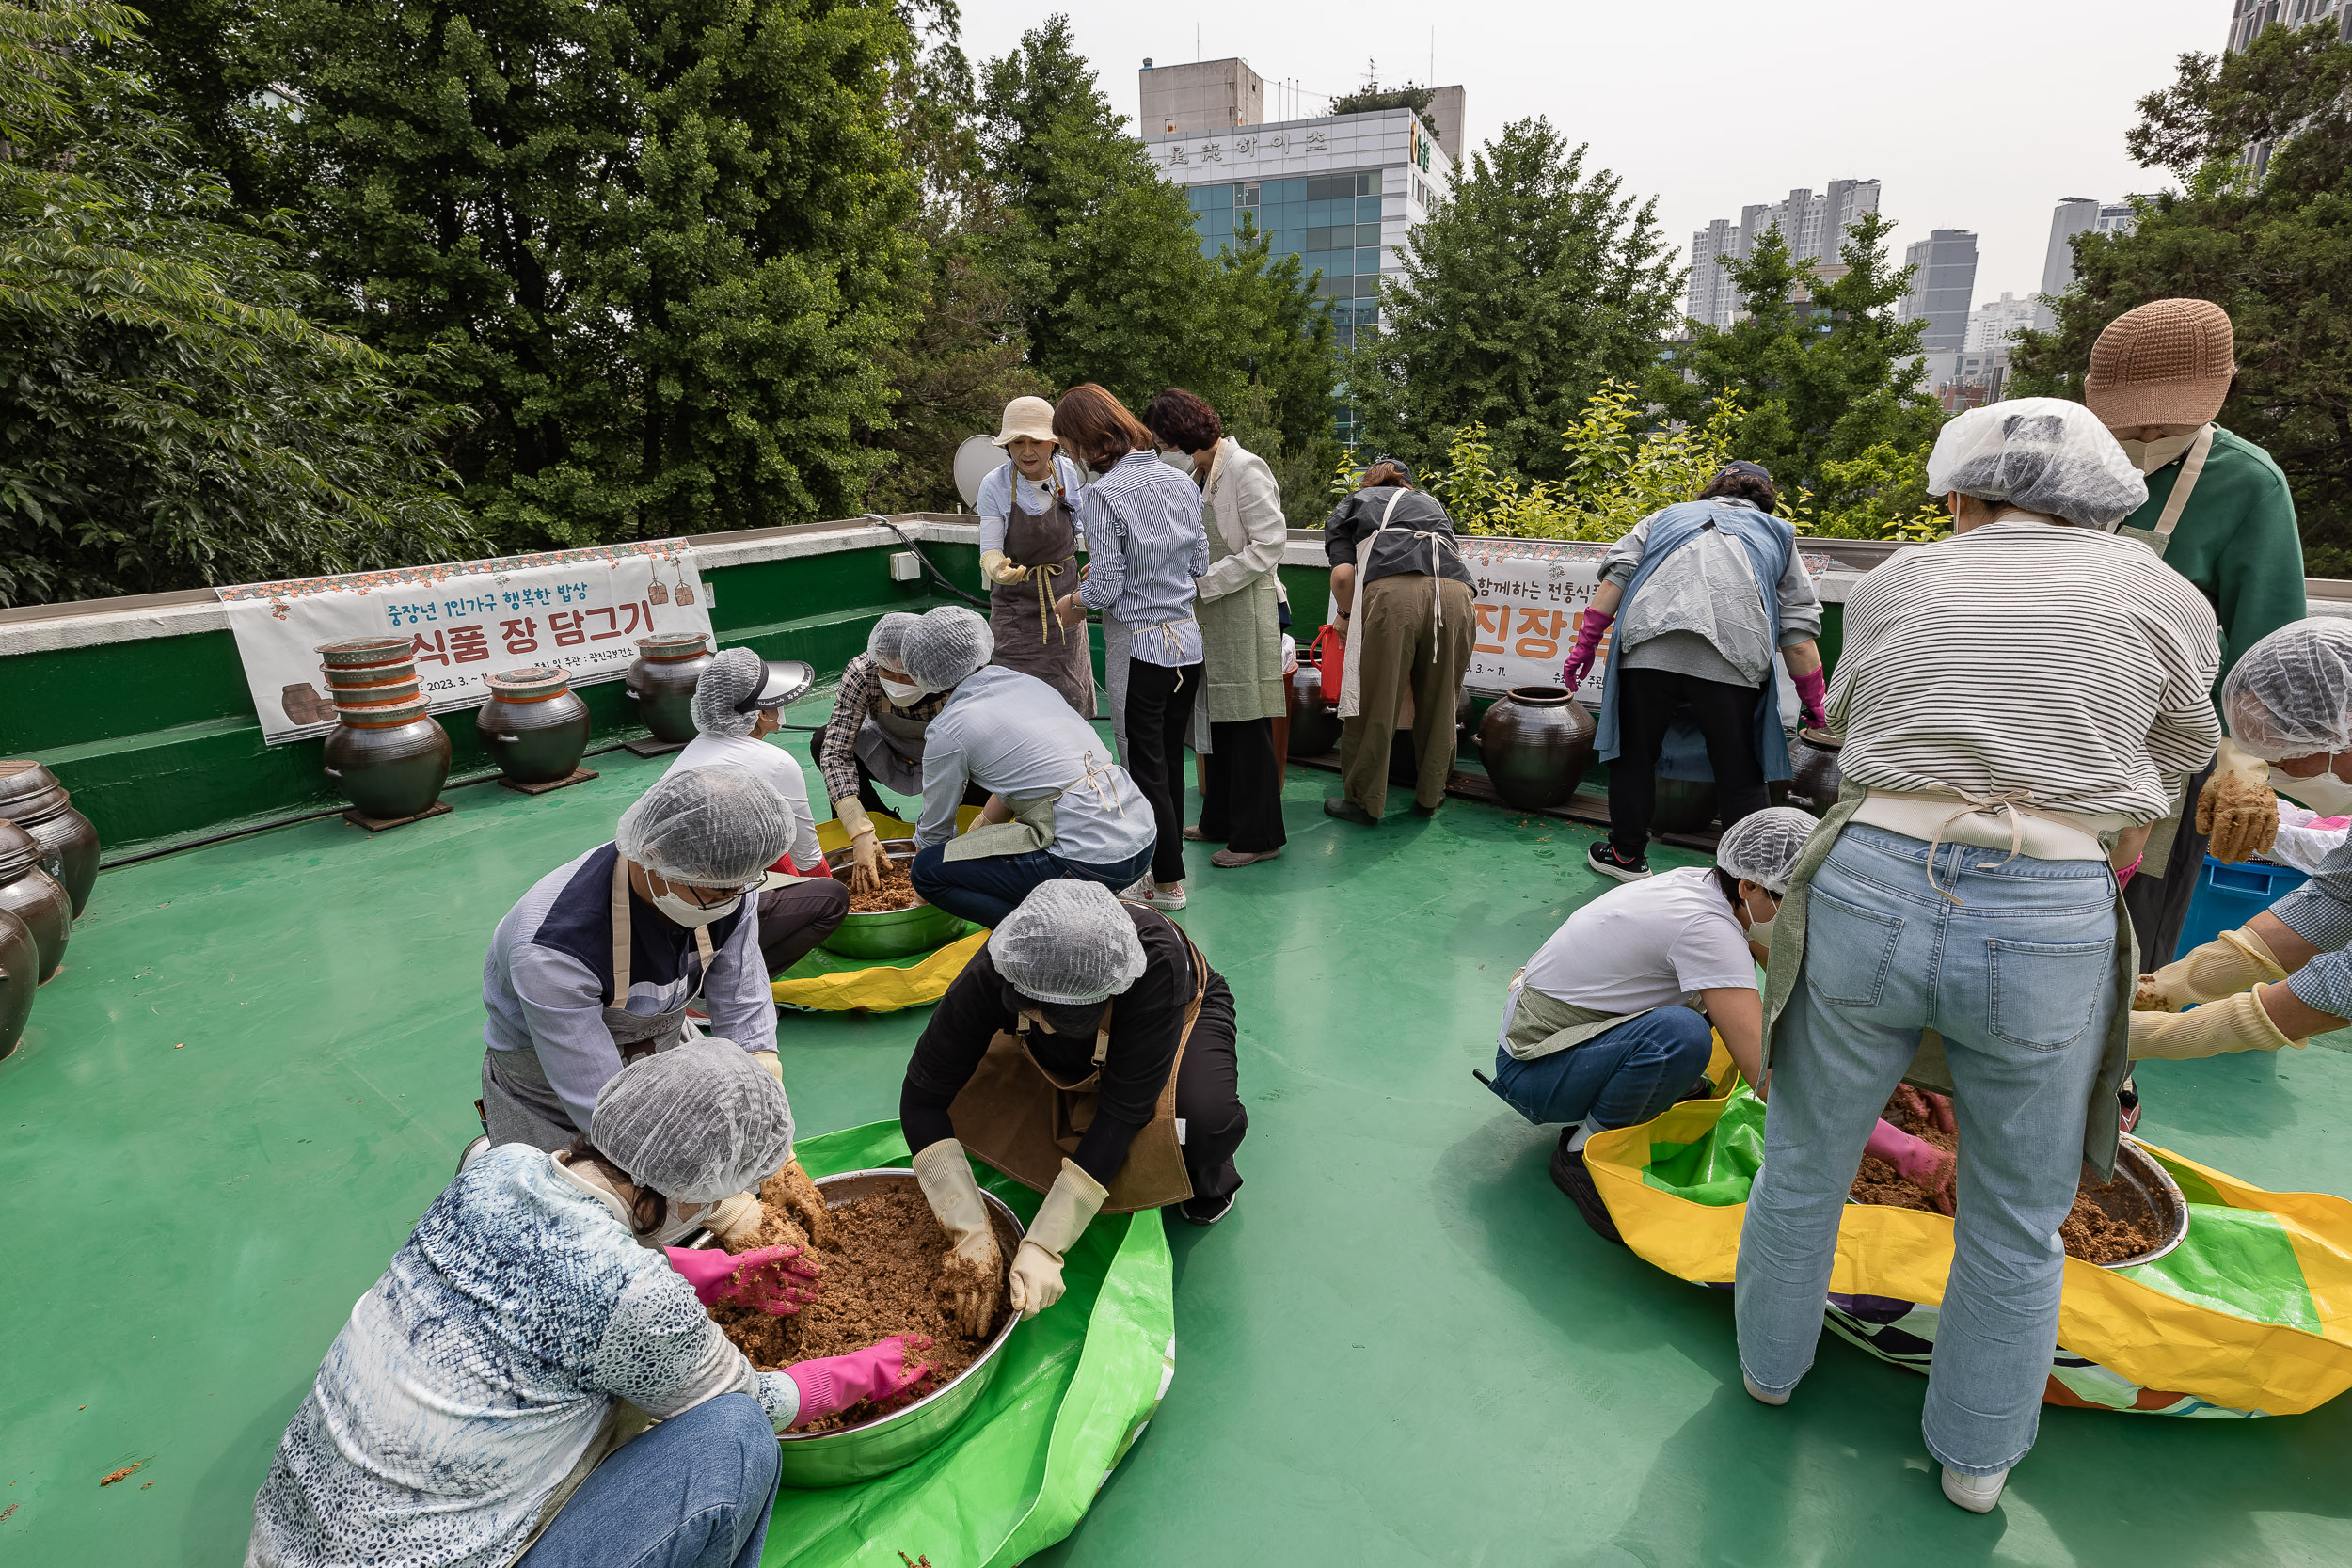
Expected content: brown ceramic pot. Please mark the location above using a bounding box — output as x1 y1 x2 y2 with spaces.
1476 686 1597 810
0 904 34 1059
324 700 453 820
1285 662 1343 759
1651 776 1721 834
627 632 714 743
1787 727 1845 816
477 667 593 784
0 820 72 984
0 761 100 917
316 636 415 670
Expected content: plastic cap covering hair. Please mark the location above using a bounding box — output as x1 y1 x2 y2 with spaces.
867 611 919 669
1924 397 2148 528
2220 618 2352 762
987 879 1148 1005
1714 806 1818 895
616 763 792 885
590 1037 794 1203
691 647 765 738
900 605 993 694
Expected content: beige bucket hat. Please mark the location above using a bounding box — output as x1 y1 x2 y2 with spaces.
992 396 1058 447
2084 298 2236 431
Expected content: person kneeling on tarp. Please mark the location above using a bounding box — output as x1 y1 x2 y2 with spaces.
899 605 1159 927
246 1041 927 1568
1487 807 1819 1242
902 879 1248 1336
2135 618 2352 1057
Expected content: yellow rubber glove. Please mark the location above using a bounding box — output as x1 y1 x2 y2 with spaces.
2198 737 2279 864
1007 1158 1108 1320
912 1138 1002 1335
832 797 884 895
2135 926 2289 1012
980 549 1030 586
747 1049 784 1085
702 1191 766 1244
766 1156 835 1249
2128 988 2307 1060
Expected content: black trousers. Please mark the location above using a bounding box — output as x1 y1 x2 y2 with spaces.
2123 758 2217 971
1174 970 1247 1207
1123 658 1201 884
1608 666 1772 855
756 878 850 977
1197 718 1288 854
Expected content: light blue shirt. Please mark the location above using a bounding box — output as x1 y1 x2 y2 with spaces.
977 454 1089 558
1077 451 1208 667
2273 835 2352 1018
915 665 1155 866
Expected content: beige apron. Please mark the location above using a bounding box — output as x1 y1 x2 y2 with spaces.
2109 425 2216 870
1336 488 1464 721
946 914 1207 1212
940 749 1128 863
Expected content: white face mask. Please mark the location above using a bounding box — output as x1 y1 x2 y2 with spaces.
2117 430 2202 475
651 888 741 928
1740 886 1780 955
878 674 924 706
2271 760 2352 817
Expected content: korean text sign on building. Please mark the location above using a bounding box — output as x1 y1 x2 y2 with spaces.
217 540 713 743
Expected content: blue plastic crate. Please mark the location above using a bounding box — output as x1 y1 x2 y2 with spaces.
2176 854 2311 957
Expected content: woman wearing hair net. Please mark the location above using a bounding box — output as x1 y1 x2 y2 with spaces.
902 879 1249 1332
810 612 992 896
897 605 1160 927
664 646 849 976
247 1041 929 1568
2132 618 2352 1057
1733 400 2222 1515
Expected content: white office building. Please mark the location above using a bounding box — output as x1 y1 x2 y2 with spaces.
2037 198 2137 329
1965 292 2039 353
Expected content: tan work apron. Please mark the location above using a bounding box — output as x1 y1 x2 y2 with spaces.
946 914 1207 1212
1337 488 1465 721
988 475 1096 717
2107 425 2216 870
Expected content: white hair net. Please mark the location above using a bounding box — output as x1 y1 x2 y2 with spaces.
1924 397 2148 529
691 646 765 738
867 612 919 669
1714 806 1818 894
987 879 1148 1005
2220 619 2352 762
617 764 792 885
590 1037 793 1203
900 605 993 694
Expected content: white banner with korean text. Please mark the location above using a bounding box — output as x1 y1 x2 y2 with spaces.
217 540 714 742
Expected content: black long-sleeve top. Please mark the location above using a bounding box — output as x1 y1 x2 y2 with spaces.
899 905 1201 1185
1322 485 1475 590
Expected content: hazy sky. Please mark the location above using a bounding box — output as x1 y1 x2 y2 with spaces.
957 0 2230 313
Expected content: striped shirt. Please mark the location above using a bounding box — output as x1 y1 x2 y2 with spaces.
1077 451 1209 668
1830 520 2220 822
2271 835 2352 1018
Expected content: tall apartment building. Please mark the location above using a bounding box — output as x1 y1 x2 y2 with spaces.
1898 230 1979 354
1965 293 2039 354
2227 3 2351 169
2037 197 2137 329
1684 180 1881 328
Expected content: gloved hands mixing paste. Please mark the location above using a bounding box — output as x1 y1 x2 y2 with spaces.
665 1244 822 1314
1866 1118 1955 1214
2135 926 2288 1012
833 798 885 897
1008 1158 1108 1319
913 1138 1004 1335
786 1335 932 1426
2199 737 2280 864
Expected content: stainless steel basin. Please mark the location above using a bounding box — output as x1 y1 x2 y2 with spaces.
816 838 967 959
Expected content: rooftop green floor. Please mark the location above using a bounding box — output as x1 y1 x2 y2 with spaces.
8 741 2352 1566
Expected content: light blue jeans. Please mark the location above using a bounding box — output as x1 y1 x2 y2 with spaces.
519 1393 777 1568
1734 823 2118 1475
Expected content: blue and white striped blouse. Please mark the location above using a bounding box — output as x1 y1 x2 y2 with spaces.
1076 451 1209 668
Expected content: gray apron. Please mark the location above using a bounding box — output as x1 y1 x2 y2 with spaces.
482 855 715 1150
988 476 1097 717
853 703 933 798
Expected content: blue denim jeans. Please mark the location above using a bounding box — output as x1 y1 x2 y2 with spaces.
519 1393 777 1568
1734 823 2118 1476
1487 1006 1716 1130
908 841 1157 928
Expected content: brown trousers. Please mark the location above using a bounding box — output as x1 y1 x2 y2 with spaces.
1338 574 1476 817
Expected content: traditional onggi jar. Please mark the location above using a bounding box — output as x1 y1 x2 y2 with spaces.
0 904 34 1059
0 818 72 985
0 761 101 917
1786 726 1844 816
1474 686 1596 811
476 667 593 784
324 695 453 820
626 631 715 744
1285 661 1342 760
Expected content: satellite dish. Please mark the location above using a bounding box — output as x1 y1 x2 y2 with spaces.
953 434 1003 510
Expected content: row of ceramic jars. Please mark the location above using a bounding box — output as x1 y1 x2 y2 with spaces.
317 638 453 820
0 759 104 1058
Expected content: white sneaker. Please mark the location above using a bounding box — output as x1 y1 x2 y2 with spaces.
1741 1373 1788 1407
1941 1465 2008 1513
1143 881 1187 911
1120 876 1155 901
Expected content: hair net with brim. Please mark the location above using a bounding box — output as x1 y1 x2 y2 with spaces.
2220 618 2352 762
590 1038 793 1204
1924 397 2148 529
617 763 793 886
900 605 994 694
867 611 919 670
1715 806 1818 895
690 646 765 738
988 879 1148 1005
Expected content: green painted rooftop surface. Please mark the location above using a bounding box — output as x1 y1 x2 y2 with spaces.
8 735 2352 1565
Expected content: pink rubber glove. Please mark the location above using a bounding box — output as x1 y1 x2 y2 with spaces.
2114 853 2144 891
1562 610 1613 689
1865 1119 1955 1214
785 1335 933 1425
664 1245 822 1315
1896 1083 1956 1136
1793 666 1828 731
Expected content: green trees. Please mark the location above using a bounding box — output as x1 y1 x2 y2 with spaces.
0 0 476 606
2011 19 2352 571
1348 118 1682 484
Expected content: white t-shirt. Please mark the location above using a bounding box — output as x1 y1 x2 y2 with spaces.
666 733 821 873
1521 866 1756 1015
